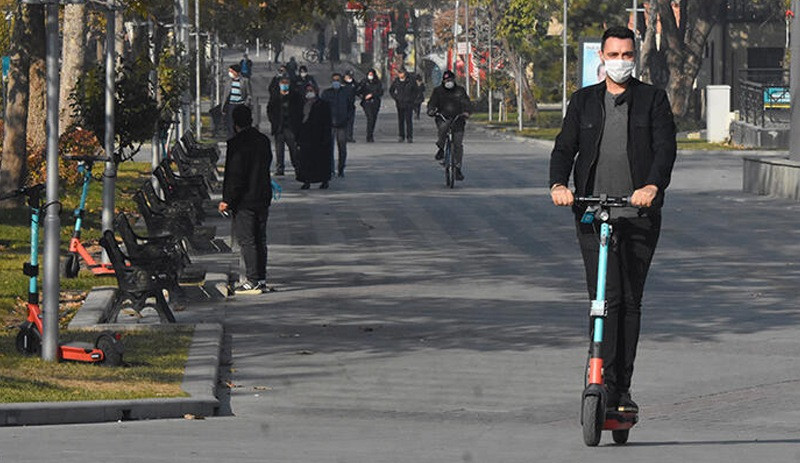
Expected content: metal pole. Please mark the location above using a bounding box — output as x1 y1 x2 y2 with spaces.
452 0 459 71
562 0 568 118
102 5 116 245
215 30 221 106
488 11 492 122
475 9 480 97
149 19 159 171
790 0 800 160
194 0 201 139
464 0 470 97
632 0 639 77
256 37 260 57
517 56 523 131
41 1 60 362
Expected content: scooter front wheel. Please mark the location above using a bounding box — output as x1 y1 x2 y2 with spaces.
16 325 41 356
63 253 80 278
582 395 603 447
612 429 629 445
95 333 123 367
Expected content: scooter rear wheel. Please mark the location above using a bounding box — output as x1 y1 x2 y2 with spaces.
95 333 123 367
612 429 629 444
582 395 603 446
63 254 80 279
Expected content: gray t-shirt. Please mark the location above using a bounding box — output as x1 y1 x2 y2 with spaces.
594 91 638 218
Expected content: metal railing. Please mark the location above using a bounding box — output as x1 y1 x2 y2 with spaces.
738 68 790 127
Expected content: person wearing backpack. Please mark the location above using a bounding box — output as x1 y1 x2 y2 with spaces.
239 53 253 79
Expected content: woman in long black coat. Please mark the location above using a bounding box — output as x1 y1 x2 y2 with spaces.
296 84 333 189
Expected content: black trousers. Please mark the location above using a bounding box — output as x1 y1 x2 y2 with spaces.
347 110 355 140
274 127 298 172
435 120 465 167
576 214 661 395
396 104 414 140
363 103 379 141
233 207 269 283
331 127 348 175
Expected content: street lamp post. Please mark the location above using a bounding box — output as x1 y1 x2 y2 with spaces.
562 0 568 118
101 1 116 254
452 0 459 72
790 0 800 160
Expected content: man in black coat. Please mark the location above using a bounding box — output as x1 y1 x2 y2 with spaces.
427 70 471 181
343 70 358 142
219 105 273 295
549 27 677 412
389 68 418 143
356 68 383 142
267 75 303 175
321 72 356 177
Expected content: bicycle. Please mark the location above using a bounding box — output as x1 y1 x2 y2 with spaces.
435 113 466 188
302 47 321 63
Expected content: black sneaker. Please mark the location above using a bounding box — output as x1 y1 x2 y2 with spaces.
617 391 639 412
300 183 310 190
234 280 262 295
434 149 444 160
320 181 329 189
455 168 465 181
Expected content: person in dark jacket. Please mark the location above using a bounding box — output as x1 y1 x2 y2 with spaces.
296 84 333 189
343 70 357 142
293 65 318 93
218 105 273 295
268 64 289 95
549 26 677 412
356 68 383 142
239 52 253 78
414 74 426 119
389 68 418 142
427 70 471 181
267 75 303 175
321 72 356 177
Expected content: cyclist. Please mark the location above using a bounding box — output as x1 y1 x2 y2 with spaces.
427 70 471 181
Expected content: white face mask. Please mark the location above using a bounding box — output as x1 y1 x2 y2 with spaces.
229 72 237 79
444 81 455 89
603 59 635 84
367 74 374 80
305 92 316 99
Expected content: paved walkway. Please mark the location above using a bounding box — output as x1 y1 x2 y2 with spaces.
3 71 800 461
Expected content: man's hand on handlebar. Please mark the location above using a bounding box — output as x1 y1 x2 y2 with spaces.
550 184 574 206
630 184 658 207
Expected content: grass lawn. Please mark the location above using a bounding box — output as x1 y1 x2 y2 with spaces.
0 161 152 333
0 326 193 402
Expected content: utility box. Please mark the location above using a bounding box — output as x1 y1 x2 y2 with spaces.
706 85 731 143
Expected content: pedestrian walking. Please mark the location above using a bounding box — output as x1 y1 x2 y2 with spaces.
296 84 333 190
356 68 383 143
414 74 426 120
549 26 677 412
343 70 357 142
222 64 252 139
294 65 318 93
286 57 298 80
218 105 273 295
239 52 253 79
321 72 355 178
268 64 289 94
267 75 303 176
389 68 418 143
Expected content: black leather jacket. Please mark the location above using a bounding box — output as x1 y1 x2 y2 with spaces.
549 79 677 212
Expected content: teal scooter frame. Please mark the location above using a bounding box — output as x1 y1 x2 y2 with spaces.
577 194 638 446
63 154 114 278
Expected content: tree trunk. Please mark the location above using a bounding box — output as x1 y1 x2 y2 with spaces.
503 41 538 121
59 3 86 134
0 3 32 203
115 10 125 62
26 4 45 154
656 0 722 117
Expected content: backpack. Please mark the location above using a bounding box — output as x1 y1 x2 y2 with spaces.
240 59 251 77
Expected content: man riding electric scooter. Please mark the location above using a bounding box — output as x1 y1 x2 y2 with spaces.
548 26 677 439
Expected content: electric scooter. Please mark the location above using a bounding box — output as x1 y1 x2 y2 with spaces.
577 195 638 446
63 154 115 278
1 184 123 365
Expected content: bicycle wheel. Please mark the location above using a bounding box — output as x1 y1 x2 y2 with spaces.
445 138 455 188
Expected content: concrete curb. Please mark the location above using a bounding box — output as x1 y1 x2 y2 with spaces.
0 323 223 426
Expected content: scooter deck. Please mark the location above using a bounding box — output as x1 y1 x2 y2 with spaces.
603 409 638 431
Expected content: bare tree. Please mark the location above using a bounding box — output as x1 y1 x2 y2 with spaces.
26 4 45 153
59 3 87 133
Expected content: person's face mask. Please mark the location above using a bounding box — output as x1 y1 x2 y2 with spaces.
367 74 374 80
344 77 353 83
300 72 308 78
305 92 316 99
279 83 290 92
444 80 455 89
603 59 635 84
399 75 406 81
331 81 341 89
229 72 237 79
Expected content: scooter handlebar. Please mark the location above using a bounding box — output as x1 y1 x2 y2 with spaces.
0 183 44 201
575 195 630 207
